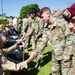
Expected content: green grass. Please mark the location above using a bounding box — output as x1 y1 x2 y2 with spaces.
28 44 52 75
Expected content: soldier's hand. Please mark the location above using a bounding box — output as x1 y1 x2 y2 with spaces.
21 36 26 41
62 56 70 62
19 42 25 48
23 32 26 37
26 51 38 63
34 38 37 41
30 51 38 60
17 36 26 44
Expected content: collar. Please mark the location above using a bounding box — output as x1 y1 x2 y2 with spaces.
48 18 56 30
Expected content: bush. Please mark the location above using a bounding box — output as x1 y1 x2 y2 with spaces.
0 19 8 24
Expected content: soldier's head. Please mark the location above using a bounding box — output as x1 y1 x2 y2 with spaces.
62 3 75 32
62 3 75 22
28 9 37 19
38 7 53 23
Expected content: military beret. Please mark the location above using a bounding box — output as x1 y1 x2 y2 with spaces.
9 16 13 18
38 7 46 16
62 3 75 22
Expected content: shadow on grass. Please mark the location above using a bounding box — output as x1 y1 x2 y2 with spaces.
10 70 29 75
41 51 52 67
27 68 39 75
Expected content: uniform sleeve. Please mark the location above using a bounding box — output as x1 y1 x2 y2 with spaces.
21 21 28 33
61 20 72 59
63 34 73 59
36 20 44 39
26 25 34 37
35 32 48 52
2 45 17 55
35 29 43 39
61 20 70 36
2 60 28 71
39 19 44 30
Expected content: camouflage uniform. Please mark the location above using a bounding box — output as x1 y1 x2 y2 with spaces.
35 18 72 75
24 17 44 50
0 45 28 75
21 18 28 34
22 17 33 50
29 17 44 50
8 17 13 26
63 32 75 75
17 18 22 33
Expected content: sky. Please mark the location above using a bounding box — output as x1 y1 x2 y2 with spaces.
0 0 75 17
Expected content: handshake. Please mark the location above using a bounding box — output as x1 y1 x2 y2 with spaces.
26 51 39 64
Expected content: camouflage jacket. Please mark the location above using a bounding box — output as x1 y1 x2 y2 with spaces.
64 31 75 59
26 17 44 38
35 18 70 60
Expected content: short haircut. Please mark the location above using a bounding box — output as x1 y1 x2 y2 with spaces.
38 7 51 16
43 7 51 14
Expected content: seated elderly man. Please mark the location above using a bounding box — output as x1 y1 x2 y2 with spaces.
0 32 38 75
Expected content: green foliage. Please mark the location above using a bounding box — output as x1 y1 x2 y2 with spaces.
19 4 40 19
0 19 8 24
0 16 2 19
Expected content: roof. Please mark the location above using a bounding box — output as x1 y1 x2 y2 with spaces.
53 10 63 18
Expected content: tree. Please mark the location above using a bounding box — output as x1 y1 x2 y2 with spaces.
19 4 40 19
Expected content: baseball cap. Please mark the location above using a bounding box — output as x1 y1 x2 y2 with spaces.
62 3 75 22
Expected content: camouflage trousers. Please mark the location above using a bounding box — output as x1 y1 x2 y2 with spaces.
31 36 37 50
52 51 72 75
67 56 75 75
67 66 75 75
25 36 31 48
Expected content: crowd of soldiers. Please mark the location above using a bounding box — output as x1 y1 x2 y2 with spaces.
0 3 75 75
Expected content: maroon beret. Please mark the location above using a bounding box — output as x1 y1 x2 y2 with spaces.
62 3 75 22
38 7 46 16
10 16 13 18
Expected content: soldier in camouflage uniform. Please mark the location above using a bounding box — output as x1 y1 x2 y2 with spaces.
35 7 72 75
25 10 44 67
8 16 13 26
17 17 22 33
26 10 44 51
22 15 33 53
61 3 75 75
